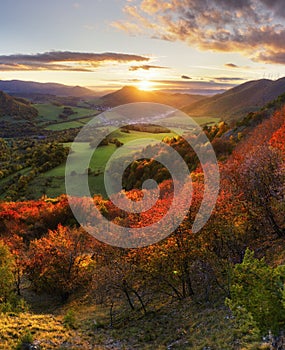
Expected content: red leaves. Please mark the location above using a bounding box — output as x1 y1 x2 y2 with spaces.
270 121 285 153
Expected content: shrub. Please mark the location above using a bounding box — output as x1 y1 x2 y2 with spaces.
226 249 285 335
63 309 76 329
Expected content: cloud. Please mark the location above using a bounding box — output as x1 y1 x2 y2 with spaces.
153 79 236 94
255 50 285 65
0 51 150 72
225 63 239 68
214 77 245 82
259 0 285 17
129 64 168 71
153 79 237 89
181 75 192 79
114 0 285 65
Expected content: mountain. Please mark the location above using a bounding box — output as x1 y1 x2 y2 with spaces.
100 86 205 108
183 77 285 122
0 80 95 98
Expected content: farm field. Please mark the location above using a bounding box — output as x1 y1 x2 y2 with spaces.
34 103 99 130
25 129 176 198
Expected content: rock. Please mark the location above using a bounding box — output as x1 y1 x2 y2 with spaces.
20 343 41 350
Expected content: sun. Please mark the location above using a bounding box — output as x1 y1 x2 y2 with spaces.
137 79 153 91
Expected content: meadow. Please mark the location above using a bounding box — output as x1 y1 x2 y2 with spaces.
34 103 99 130
41 129 177 198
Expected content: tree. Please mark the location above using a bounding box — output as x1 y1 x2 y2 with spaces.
226 249 285 335
26 225 96 301
239 146 284 237
0 241 15 303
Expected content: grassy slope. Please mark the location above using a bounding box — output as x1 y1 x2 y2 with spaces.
0 297 268 350
183 77 285 123
35 103 98 128
1 99 220 199
4 235 283 349
0 312 100 350
37 130 176 198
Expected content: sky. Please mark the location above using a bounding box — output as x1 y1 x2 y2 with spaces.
1 0 285 94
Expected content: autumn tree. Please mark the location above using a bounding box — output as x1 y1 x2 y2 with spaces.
0 241 15 304
91 243 149 323
26 225 96 301
236 146 284 237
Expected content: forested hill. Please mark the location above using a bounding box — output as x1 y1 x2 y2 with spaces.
0 79 95 98
183 77 285 123
0 102 284 349
100 85 205 108
0 90 38 119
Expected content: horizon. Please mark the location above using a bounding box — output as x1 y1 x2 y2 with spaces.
1 75 285 97
1 1 285 94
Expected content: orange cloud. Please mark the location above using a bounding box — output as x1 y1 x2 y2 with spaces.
114 0 285 65
0 51 150 72
129 64 168 71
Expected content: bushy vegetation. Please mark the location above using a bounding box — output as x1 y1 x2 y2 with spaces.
226 249 285 335
0 93 285 348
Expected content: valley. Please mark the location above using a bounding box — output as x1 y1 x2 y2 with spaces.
0 83 221 200
2 2 285 348
0 78 284 350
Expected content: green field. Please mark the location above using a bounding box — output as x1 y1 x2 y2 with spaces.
192 116 221 125
45 120 86 130
40 129 176 198
34 103 99 130
2 114 221 199
35 104 96 121
35 102 220 132
45 130 176 177
35 104 66 121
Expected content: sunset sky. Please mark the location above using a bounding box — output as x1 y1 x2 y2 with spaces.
1 0 285 94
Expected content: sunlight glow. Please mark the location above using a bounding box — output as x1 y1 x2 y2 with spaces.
137 79 154 91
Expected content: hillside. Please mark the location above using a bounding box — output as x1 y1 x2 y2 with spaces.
0 98 284 347
100 85 205 108
0 80 95 98
0 90 38 119
0 84 284 349
183 77 285 122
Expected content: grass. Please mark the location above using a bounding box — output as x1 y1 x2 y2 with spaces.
35 104 96 121
0 298 269 350
34 103 99 130
2 237 282 350
0 312 96 350
2 118 220 200
192 116 221 126
35 104 66 121
2 124 217 199
45 120 86 130
41 129 176 198
94 301 236 350
2 129 176 199
45 116 100 131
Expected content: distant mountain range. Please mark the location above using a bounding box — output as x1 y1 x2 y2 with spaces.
1 77 285 125
0 80 95 98
0 81 205 109
100 85 205 108
182 77 285 122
